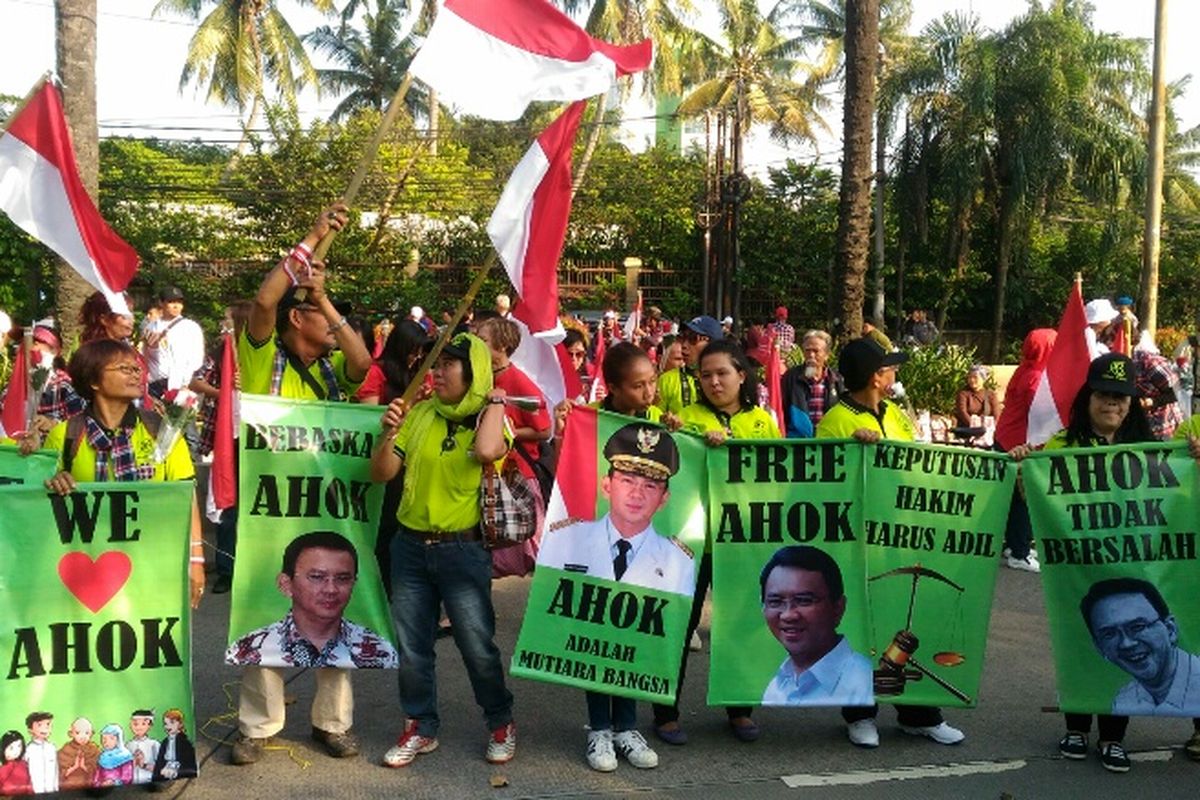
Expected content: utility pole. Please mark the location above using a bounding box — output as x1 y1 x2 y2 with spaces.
1138 0 1167 337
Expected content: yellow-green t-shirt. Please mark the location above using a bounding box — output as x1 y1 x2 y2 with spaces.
655 367 699 415
815 397 916 442
391 402 487 533
44 416 195 482
678 403 781 439
237 329 363 400
588 401 664 424
1173 415 1200 441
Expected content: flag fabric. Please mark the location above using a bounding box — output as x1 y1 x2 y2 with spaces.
1027 281 1091 445
0 79 138 314
1110 318 1130 356
510 317 582 410
0 339 30 437
764 337 785 432
623 290 643 341
210 333 238 511
411 0 653 121
588 323 608 403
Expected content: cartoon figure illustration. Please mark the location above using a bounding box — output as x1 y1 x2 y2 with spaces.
0 730 33 796
152 709 197 783
23 712 57 794
57 717 99 791
93 724 135 787
127 709 159 785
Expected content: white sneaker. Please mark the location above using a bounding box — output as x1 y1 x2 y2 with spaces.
1001 546 1012 560
382 722 439 768
586 729 618 772
1005 555 1040 573
901 722 965 745
847 719 879 748
613 730 659 769
689 630 703 651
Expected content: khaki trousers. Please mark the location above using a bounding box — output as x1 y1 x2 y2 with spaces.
238 666 354 738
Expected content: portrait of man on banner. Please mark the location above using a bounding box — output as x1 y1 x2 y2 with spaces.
1081 578 1200 716
226 531 398 669
759 546 873 706
539 422 695 595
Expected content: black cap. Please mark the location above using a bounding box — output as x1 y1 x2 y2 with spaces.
838 337 908 391
440 332 472 362
603 423 679 482
278 285 319 313
159 286 184 302
683 315 724 341
1088 353 1137 396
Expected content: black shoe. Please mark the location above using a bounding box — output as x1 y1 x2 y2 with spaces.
1098 741 1130 773
436 623 453 639
212 575 232 594
1059 731 1088 759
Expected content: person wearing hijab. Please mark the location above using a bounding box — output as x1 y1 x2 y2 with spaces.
92 724 135 787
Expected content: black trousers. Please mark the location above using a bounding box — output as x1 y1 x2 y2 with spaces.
1064 713 1128 742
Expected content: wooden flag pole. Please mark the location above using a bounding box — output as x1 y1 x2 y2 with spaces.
398 253 499 407
312 73 415 262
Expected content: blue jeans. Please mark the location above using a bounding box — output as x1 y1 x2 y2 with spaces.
391 530 514 737
586 691 637 732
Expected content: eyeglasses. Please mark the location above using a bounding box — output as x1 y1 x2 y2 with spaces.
106 364 143 376
764 593 827 612
1095 617 1163 646
303 571 356 588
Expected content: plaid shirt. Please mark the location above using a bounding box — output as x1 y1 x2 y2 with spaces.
0 369 85 425
1135 350 1184 439
770 321 796 355
194 355 220 457
806 377 827 423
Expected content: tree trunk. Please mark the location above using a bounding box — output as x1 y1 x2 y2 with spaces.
833 0 880 343
368 141 430 253
571 91 609 199
936 195 974 331
989 189 1018 362
427 88 438 157
55 0 100 345
1138 0 1167 336
871 105 887 327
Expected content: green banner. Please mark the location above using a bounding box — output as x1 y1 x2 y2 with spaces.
0 444 58 486
860 442 1015 708
708 439 873 707
226 395 397 669
1024 442 1200 717
0 481 195 792
512 407 706 702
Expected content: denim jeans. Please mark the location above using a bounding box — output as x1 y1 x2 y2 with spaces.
586 691 637 732
391 530 514 737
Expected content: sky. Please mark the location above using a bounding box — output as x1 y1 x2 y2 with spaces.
0 0 1196 175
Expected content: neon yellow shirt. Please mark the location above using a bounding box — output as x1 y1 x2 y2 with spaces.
815 396 916 442
237 329 363 400
655 367 699 415
678 403 781 439
44 416 195 482
1173 415 1200 441
588 401 663 424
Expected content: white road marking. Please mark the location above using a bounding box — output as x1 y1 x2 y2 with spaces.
780 759 1027 788
1129 749 1175 763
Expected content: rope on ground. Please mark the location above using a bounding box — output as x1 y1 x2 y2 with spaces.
196 674 314 771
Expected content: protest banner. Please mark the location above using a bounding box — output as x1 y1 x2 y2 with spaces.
0 444 57 485
707 439 873 707
860 441 1015 708
0 481 196 792
512 407 705 702
1023 442 1200 717
226 395 397 669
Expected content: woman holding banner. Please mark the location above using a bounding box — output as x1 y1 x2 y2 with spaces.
653 340 781 745
1011 352 1152 773
35 339 204 608
369 332 517 768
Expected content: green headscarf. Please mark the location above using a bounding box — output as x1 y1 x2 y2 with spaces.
432 332 494 421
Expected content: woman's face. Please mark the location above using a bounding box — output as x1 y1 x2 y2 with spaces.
608 357 657 416
432 354 468 403
1088 390 1131 436
103 313 134 341
3 739 21 761
95 355 144 402
966 372 983 391
101 732 117 750
699 352 744 410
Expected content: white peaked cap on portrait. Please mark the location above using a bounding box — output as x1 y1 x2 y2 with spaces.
1084 299 1119 325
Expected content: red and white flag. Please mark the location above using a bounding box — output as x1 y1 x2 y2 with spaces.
0 78 138 315
1026 280 1092 444
411 0 653 121
623 290 643 341
210 333 239 511
0 338 31 438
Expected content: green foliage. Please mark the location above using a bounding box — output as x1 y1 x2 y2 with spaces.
899 344 980 416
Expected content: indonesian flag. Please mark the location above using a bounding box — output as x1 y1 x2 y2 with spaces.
210 333 238 511
764 335 785 432
1026 280 1092 445
0 338 31 438
411 0 653 121
488 101 586 408
1110 318 1130 356
588 321 608 404
623 290 643 341
0 79 138 315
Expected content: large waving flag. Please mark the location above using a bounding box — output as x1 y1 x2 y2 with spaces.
0 78 138 315
1026 279 1092 445
411 0 653 121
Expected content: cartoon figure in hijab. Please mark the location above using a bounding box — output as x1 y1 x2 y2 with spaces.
93 724 135 787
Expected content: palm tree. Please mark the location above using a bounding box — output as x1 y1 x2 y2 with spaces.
832 0 879 341
153 0 336 148
55 0 99 343
305 0 427 121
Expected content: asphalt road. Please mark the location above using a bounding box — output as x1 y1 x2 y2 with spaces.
136 558 1199 800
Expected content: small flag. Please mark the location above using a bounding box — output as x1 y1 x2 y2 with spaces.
210 333 238 510
1027 280 1091 445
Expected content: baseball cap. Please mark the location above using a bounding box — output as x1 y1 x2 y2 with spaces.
1087 353 1137 396
159 286 184 302
775 306 788 319
838 337 908 391
683 315 724 341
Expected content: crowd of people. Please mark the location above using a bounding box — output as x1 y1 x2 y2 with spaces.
1 204 1199 778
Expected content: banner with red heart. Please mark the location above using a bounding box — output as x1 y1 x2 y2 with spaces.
58 551 133 613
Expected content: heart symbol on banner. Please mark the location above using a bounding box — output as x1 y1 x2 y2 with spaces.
57 552 133 613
